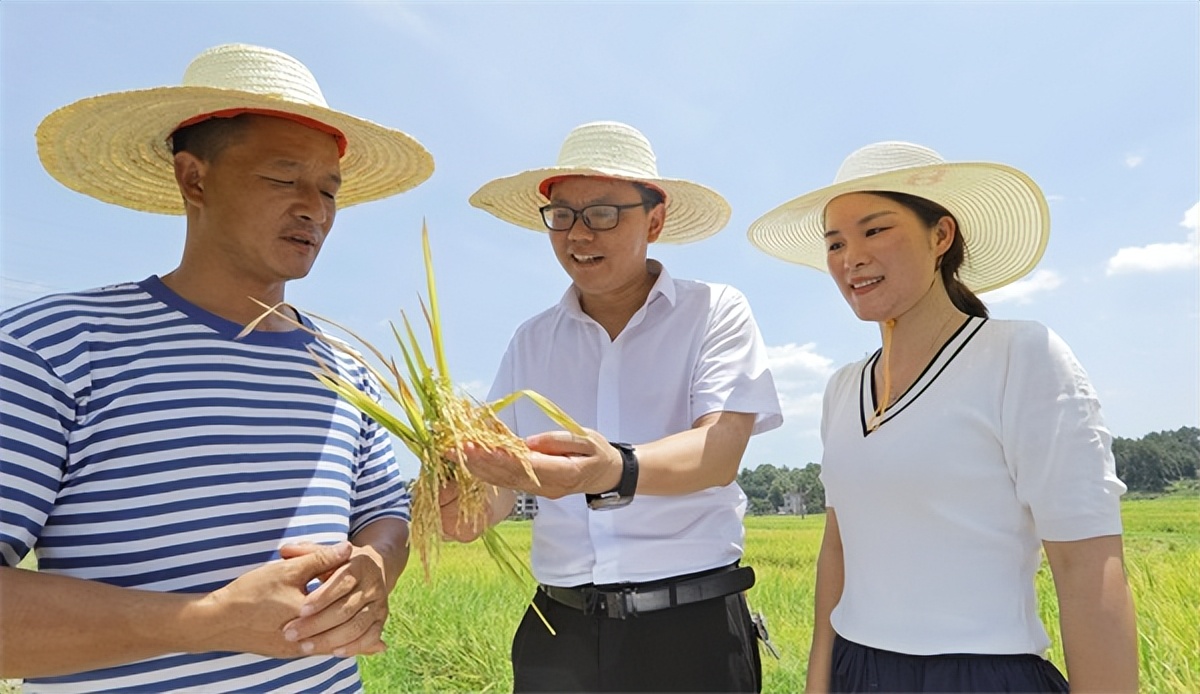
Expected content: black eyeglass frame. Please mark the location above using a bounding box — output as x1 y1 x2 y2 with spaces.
538 203 647 232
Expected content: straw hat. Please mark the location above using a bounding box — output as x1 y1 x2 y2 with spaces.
36 43 434 214
469 121 730 244
747 142 1050 293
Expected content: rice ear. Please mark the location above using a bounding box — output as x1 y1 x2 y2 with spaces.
238 222 580 633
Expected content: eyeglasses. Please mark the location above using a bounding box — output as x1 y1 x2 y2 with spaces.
539 203 645 232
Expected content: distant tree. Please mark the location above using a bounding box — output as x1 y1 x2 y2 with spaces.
1144 427 1199 479
795 463 826 512
738 463 780 503
747 498 774 516
738 461 826 513
1113 426 1200 492
768 480 787 510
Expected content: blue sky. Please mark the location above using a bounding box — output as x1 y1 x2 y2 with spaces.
2 1 1197 480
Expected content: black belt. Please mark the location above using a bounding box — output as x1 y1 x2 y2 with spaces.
539 565 755 619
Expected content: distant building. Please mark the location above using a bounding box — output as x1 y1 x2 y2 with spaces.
780 491 807 517
509 491 539 520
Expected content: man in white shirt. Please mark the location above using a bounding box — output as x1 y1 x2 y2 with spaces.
447 121 783 692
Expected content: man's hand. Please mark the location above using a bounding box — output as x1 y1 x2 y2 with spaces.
437 478 518 542
199 542 353 659
438 482 491 542
457 429 621 500
276 543 392 658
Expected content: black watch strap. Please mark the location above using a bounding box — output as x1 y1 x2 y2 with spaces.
586 441 638 505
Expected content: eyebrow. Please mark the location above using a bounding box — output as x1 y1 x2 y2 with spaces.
824 210 897 237
268 159 342 186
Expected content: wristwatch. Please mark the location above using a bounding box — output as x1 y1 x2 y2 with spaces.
586 442 638 510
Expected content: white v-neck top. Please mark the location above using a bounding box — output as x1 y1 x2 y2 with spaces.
821 317 1125 656
489 262 782 586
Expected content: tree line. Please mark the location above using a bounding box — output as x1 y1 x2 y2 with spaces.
739 426 1198 514
737 462 825 516
1113 426 1198 493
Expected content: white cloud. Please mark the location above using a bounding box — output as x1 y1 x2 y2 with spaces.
1124 153 1145 169
1046 194 1066 203
1105 240 1199 275
1105 202 1200 276
766 342 836 421
456 379 489 401
740 343 838 468
981 269 1065 304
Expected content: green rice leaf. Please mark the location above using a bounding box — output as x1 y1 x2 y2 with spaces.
491 389 586 436
421 221 451 381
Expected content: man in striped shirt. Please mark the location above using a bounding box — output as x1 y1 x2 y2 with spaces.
0 44 432 692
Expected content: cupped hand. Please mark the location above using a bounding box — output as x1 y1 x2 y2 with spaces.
202 542 352 658
520 428 622 499
438 480 492 543
278 543 392 658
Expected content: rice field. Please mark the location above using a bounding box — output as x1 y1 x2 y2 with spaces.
4 494 1194 693
363 493 1199 693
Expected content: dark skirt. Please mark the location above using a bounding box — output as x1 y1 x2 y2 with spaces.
831 633 1069 693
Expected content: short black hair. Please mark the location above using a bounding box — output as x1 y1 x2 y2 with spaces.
632 182 665 210
170 114 253 161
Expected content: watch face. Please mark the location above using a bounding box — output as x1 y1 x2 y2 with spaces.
587 493 633 511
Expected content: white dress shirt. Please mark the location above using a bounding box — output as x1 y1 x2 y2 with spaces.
489 261 782 586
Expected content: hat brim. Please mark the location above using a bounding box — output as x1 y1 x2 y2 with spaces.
469 167 731 245
747 162 1050 293
36 86 434 214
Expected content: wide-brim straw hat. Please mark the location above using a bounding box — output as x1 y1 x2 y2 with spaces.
469 121 730 244
36 43 434 214
747 141 1050 293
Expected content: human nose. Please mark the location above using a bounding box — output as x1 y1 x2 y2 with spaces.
564 214 595 241
842 236 870 269
295 182 331 225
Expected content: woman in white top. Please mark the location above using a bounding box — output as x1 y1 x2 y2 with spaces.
747 142 1138 692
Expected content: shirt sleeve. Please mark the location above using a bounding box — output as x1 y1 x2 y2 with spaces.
1001 322 1125 542
349 369 411 534
818 365 854 511
690 285 783 435
0 330 73 567
487 340 519 433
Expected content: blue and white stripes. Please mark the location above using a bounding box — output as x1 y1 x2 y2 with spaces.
1 276 410 692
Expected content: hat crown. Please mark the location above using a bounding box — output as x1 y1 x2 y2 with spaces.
834 141 947 184
555 121 659 178
181 43 329 108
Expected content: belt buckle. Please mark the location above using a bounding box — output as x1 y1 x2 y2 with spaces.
588 587 635 619
580 587 602 616
609 588 634 619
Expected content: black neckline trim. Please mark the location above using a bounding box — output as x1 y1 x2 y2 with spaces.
858 316 987 436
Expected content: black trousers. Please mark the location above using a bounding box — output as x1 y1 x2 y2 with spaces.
511 587 762 692
831 633 1069 693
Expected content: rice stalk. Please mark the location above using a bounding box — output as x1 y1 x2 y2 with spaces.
239 221 582 634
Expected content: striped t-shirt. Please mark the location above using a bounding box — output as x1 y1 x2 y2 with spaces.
0 276 410 693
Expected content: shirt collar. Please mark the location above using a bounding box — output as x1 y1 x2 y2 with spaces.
558 259 676 321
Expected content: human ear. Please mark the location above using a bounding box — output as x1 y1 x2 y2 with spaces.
173 152 207 208
932 216 956 255
645 203 666 244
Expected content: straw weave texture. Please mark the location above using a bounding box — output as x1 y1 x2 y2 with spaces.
747 142 1049 293
36 44 433 214
470 122 730 244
